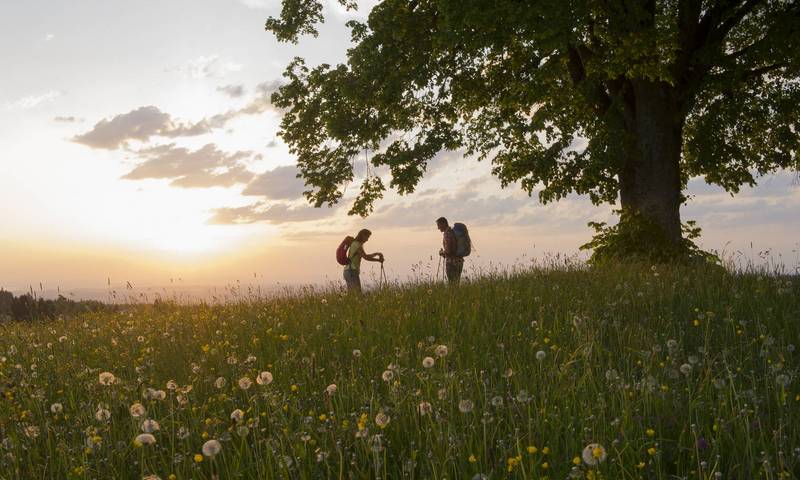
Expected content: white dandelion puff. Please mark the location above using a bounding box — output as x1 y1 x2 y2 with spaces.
458 399 474 413
375 412 390 428
140 419 160 433
98 372 116 386
129 403 146 418
582 443 607 466
134 433 156 446
422 357 435 368
418 401 432 415
202 439 222 457
256 371 273 386
230 409 245 423
95 407 111 422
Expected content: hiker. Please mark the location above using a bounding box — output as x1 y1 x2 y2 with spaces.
340 229 384 293
436 217 471 284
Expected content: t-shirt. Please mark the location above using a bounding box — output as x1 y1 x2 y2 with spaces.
345 240 363 272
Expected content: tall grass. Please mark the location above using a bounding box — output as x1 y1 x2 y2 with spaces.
0 262 798 479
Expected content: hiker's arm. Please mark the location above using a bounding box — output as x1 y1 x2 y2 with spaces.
363 251 384 262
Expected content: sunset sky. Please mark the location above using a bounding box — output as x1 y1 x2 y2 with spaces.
1 0 799 298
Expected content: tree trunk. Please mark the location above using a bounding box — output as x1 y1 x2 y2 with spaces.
619 80 684 244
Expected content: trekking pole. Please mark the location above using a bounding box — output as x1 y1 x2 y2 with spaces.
379 262 387 290
435 255 441 282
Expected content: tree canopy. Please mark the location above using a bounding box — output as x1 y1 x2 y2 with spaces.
266 0 799 249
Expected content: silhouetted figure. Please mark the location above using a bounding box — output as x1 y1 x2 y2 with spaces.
436 217 471 284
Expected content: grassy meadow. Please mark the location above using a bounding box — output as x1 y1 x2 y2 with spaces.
0 262 798 479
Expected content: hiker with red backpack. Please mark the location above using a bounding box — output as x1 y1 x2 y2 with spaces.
336 229 384 293
436 217 472 284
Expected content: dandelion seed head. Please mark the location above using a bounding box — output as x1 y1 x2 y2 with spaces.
129 403 146 418
375 412 390 428
418 401 432 415
140 419 160 433
582 443 607 466
95 407 111 422
202 439 222 457
134 433 156 446
230 409 245 423
98 372 116 386
256 371 273 386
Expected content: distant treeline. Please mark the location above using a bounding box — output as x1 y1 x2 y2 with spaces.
0 289 107 322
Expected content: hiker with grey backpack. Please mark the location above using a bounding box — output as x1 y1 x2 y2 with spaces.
436 217 472 284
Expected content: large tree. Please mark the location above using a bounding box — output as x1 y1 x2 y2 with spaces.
266 0 799 252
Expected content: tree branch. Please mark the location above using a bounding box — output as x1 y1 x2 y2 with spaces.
566 44 613 115
707 61 789 86
707 0 764 48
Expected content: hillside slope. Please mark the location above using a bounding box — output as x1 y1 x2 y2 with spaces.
0 264 798 479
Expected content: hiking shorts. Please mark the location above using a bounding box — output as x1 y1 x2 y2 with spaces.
343 269 361 292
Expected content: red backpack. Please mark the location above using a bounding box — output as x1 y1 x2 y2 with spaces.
336 236 354 265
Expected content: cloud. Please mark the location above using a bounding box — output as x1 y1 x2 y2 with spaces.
217 84 245 98
75 81 281 150
243 165 306 199
238 0 271 8
53 116 82 123
4 90 63 110
369 188 532 229
73 106 210 149
122 143 258 188
44 33 55 41
173 55 243 79
203 80 282 125
208 201 340 225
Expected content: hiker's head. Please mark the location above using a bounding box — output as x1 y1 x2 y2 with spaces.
436 217 449 232
355 229 372 243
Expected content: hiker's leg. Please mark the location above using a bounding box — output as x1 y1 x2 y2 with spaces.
446 259 461 284
344 270 359 292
